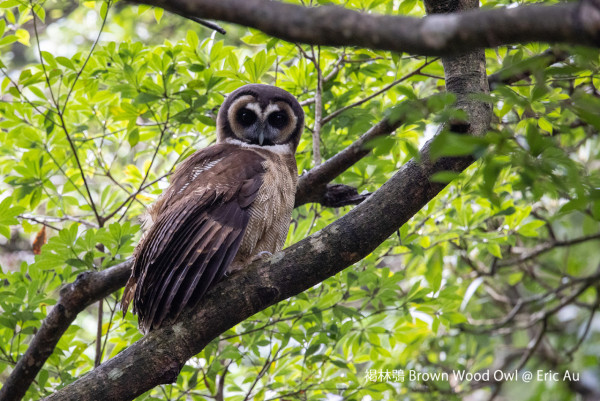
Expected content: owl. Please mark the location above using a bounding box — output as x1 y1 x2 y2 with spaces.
121 84 305 333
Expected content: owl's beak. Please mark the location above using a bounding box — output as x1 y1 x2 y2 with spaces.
258 131 265 146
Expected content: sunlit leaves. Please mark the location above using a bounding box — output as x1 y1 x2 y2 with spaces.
0 197 24 239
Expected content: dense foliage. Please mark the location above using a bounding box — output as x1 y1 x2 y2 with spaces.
0 0 599 400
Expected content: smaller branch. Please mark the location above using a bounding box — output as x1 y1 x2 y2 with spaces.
42 144 96 211
35 0 105 226
242 350 273 401
189 18 227 34
497 233 600 267
94 299 104 367
102 162 173 223
297 53 353 107
565 292 599 359
323 53 345 82
31 0 58 108
514 318 547 371
115 125 167 220
312 46 323 166
321 58 438 125
18 215 60 231
0 67 56 122
19 214 99 229
531 278 598 324
100 296 119 363
295 117 403 207
163 6 226 34
488 48 568 90
299 98 315 107
57 112 103 225
60 0 111 114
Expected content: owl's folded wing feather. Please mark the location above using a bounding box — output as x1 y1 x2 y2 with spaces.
122 145 266 333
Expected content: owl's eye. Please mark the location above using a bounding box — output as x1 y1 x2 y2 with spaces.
237 108 257 127
268 111 288 129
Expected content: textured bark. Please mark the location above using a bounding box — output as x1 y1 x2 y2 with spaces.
424 0 492 138
128 0 600 55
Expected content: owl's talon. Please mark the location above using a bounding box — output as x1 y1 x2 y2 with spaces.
251 251 273 262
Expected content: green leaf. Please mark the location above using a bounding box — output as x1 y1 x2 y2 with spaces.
429 131 488 160
486 243 502 259
100 0 109 19
127 128 140 147
538 117 553 133
517 220 545 237
0 197 25 239
154 7 163 23
186 30 199 50
133 91 162 104
430 171 461 183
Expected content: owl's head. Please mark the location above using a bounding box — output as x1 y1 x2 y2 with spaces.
216 84 305 153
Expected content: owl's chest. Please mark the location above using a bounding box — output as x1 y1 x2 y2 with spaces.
239 153 297 257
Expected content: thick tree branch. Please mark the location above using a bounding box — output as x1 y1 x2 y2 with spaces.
127 0 600 56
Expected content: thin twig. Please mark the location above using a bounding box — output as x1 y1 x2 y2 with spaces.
60 0 111 114
19 214 99 229
514 318 547 371
321 58 439 125
497 232 600 267
312 46 323 165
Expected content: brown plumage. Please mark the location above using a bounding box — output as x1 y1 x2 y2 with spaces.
121 84 304 333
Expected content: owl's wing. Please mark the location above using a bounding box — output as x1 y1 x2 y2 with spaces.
121 144 266 332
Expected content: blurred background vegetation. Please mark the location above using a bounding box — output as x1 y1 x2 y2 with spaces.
0 0 599 400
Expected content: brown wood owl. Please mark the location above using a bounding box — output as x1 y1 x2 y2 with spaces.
121 84 304 333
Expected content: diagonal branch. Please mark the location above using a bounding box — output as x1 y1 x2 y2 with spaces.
497 232 600 268
127 0 600 56
321 58 438 125
295 118 404 207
